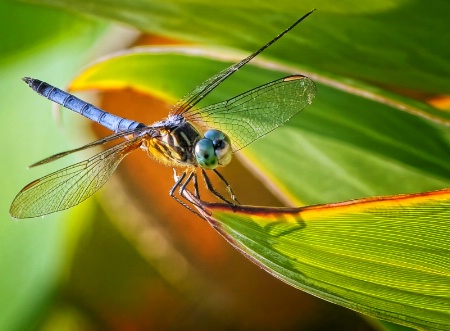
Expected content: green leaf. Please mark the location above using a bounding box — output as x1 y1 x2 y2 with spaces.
25 0 450 93
191 189 450 331
377 320 416 331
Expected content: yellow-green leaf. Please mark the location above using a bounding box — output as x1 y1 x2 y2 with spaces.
29 0 450 94
191 189 450 331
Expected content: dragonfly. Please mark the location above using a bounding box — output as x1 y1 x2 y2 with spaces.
10 9 316 219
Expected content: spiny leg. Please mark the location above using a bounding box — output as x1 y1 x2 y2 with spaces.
170 169 202 217
170 169 186 202
192 171 200 199
201 169 235 206
213 169 240 204
178 171 200 205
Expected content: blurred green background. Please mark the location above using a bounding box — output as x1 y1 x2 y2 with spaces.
1 0 449 330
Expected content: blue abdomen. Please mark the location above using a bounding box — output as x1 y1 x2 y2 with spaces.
24 77 144 133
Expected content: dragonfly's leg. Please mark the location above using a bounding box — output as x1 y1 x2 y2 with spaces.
172 168 181 182
169 169 188 208
201 169 234 206
170 169 203 217
213 169 240 204
192 172 201 199
178 171 197 201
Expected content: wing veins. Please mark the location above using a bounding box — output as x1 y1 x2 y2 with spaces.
10 137 143 218
171 9 315 115
30 125 149 167
186 75 316 151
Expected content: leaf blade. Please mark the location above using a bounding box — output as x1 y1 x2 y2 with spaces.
28 0 450 93
198 189 450 331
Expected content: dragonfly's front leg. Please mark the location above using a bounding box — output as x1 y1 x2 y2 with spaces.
213 169 240 204
201 169 238 207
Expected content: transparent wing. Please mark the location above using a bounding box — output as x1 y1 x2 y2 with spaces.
171 60 243 115
170 10 315 115
184 75 316 151
10 137 143 219
30 126 148 167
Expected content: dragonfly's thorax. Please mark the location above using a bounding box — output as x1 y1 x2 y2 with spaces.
142 115 201 167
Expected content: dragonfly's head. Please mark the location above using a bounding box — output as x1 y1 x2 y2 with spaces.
195 129 232 170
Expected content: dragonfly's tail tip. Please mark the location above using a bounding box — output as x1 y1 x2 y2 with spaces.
22 77 32 84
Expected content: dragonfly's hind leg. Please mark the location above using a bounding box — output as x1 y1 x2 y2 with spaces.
178 171 197 199
170 169 203 217
201 169 238 207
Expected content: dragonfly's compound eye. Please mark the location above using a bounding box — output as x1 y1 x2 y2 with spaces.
195 138 219 169
204 129 229 147
203 129 232 166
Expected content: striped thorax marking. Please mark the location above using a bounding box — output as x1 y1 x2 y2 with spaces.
142 118 201 167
